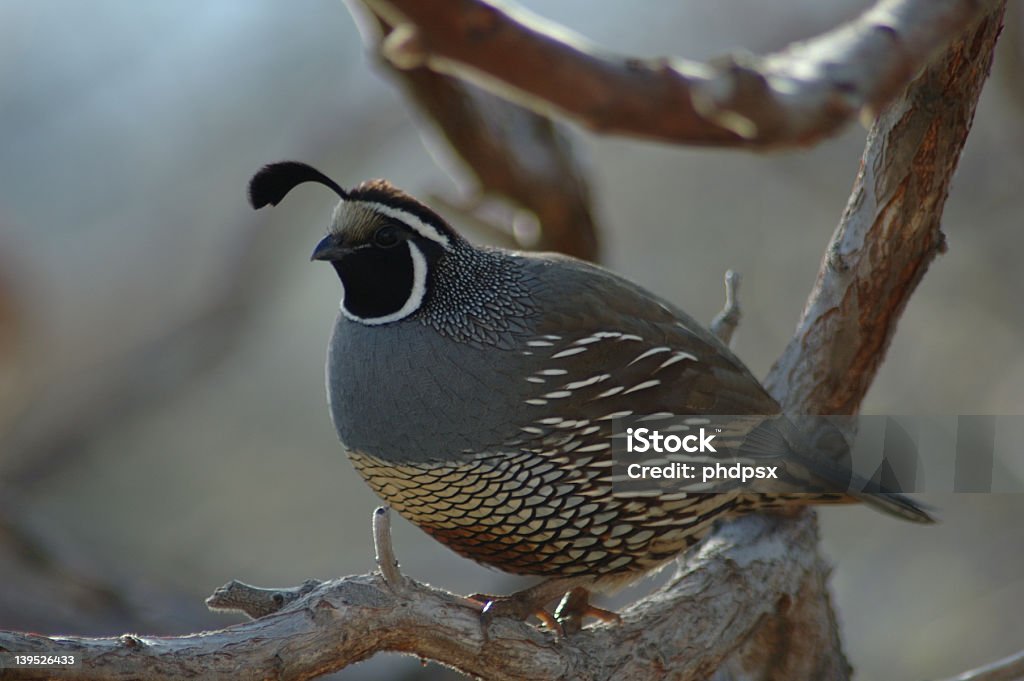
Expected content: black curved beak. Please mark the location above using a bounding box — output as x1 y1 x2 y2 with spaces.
311 233 349 262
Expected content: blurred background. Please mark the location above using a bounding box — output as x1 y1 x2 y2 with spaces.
1 1 1022 679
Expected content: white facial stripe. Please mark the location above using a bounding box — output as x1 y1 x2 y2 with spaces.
341 242 428 325
358 201 451 248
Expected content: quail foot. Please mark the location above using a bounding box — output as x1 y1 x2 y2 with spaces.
248 161 934 633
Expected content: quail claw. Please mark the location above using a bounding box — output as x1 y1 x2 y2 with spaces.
553 587 622 635
466 592 565 640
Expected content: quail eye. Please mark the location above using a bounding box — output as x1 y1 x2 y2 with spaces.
373 225 401 248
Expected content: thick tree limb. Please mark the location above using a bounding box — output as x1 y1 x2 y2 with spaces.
0 512 828 681
763 4 1006 414
352 3 601 260
363 0 1001 148
0 3 1006 680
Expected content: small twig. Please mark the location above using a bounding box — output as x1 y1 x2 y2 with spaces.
205 508 406 618
206 579 322 620
710 269 742 346
372 506 404 589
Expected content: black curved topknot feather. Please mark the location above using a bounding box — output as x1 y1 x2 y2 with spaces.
248 161 348 209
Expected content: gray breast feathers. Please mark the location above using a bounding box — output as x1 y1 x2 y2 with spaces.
326 251 779 466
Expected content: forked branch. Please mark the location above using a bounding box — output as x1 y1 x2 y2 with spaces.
363 0 1002 148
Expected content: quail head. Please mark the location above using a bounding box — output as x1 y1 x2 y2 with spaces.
248 161 933 628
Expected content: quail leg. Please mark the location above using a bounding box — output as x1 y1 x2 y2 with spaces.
467 576 592 638
553 586 622 635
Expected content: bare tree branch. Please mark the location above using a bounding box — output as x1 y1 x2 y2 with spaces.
0 3 1007 680
764 5 1006 414
0 513 830 681
363 0 1001 148
352 3 602 260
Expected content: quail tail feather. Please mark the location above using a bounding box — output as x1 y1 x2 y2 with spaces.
850 489 936 523
785 449 937 524
741 417 936 524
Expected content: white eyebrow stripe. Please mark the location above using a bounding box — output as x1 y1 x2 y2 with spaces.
356 201 452 247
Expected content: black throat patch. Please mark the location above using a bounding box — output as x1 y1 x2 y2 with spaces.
337 242 416 320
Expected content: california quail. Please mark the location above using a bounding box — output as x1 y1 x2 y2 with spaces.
248 161 933 628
